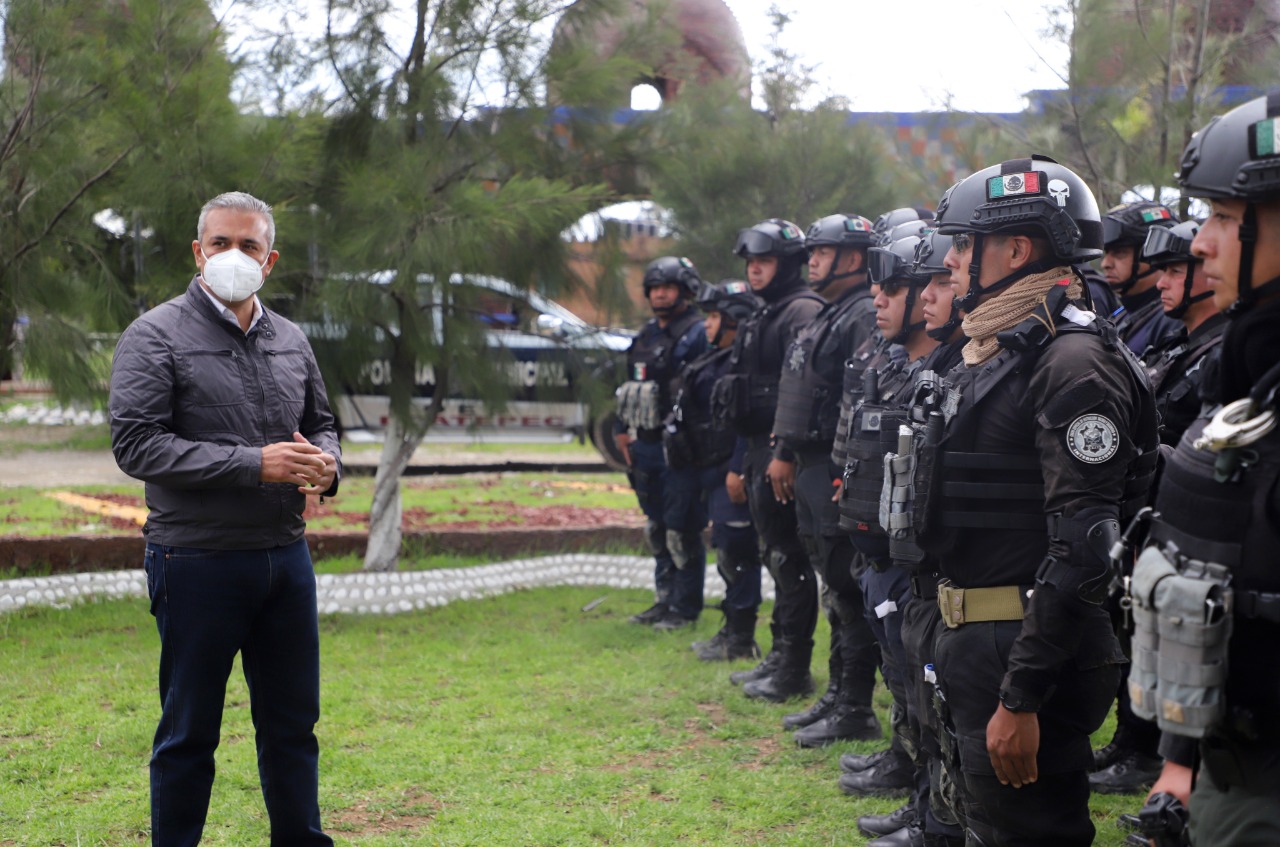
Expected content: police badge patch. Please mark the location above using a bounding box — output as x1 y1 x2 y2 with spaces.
787 343 806 372
1066 414 1120 463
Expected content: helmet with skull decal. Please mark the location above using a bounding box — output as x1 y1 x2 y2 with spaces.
934 155 1103 310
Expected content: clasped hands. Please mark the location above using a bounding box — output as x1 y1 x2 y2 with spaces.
261 432 337 495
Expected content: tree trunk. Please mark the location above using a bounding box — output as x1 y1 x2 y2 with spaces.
362 415 425 572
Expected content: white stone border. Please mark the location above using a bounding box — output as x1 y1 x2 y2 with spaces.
0 555 776 616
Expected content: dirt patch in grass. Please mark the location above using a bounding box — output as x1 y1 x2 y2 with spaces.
741 735 785 771
330 790 441 835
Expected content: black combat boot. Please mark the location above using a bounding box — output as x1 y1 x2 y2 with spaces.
837 746 915 797
729 628 784 684
781 682 838 730
840 747 893 773
694 607 759 661
1088 749 1164 794
866 822 924 847
782 638 842 728
1091 723 1132 772
742 641 815 703
858 803 914 837
628 602 668 625
792 619 883 743
793 702 883 747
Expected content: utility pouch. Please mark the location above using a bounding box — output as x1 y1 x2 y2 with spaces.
880 426 915 545
838 405 902 532
688 420 733 468
1130 544 1233 737
1128 545 1176 723
662 424 696 470
745 379 780 433
616 380 662 430
710 374 748 427
881 415 941 564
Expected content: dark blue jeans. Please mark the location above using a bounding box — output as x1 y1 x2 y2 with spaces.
628 438 678 606
661 463 713 620
144 538 332 847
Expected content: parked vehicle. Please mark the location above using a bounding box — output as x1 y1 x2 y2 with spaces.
301 273 633 471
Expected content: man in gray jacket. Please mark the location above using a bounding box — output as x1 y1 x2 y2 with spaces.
110 191 341 846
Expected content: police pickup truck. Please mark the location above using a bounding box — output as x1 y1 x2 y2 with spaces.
302 272 633 470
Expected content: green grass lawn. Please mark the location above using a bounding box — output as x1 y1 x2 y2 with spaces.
0 581 1138 845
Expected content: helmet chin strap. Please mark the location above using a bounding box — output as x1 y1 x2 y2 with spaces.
889 285 926 345
1225 202 1280 316
957 231 1057 313
811 247 866 294
927 294 963 341
1166 263 1213 320
1115 263 1161 297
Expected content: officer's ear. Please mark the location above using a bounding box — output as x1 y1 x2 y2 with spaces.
1006 235 1043 272
844 248 867 274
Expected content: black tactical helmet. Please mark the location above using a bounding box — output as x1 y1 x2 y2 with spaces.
734 217 808 300
873 207 931 241
879 217 933 247
868 235 931 289
1101 201 1178 295
1102 201 1178 249
912 227 953 276
1178 93 1280 312
804 213 875 293
643 255 701 298
936 156 1103 260
1179 92 1280 202
733 218 807 259
805 213 876 250
696 279 760 325
869 234 931 344
935 155 1103 310
1141 220 1200 268
1142 220 1208 320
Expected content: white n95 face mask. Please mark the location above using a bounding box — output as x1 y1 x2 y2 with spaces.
200 247 268 302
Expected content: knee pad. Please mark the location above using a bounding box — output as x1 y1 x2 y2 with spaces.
645 519 668 557
765 547 808 592
666 529 702 570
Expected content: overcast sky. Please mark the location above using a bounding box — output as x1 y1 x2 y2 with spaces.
721 0 1069 113
217 0 1070 115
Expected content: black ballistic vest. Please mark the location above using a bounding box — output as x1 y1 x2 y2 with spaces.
774 288 876 446
1152 417 1280 726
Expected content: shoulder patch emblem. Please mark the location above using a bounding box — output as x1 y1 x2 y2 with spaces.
1066 414 1120 464
787 342 807 372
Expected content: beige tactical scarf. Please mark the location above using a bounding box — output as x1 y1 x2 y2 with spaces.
961 267 1082 365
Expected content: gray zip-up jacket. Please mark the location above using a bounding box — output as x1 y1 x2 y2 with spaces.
110 278 342 549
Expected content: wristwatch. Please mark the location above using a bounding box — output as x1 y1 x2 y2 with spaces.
999 689 1039 714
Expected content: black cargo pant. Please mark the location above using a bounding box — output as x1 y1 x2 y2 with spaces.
742 437 815 652
934 618 1119 847
794 448 879 703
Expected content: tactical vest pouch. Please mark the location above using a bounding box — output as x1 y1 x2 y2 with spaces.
901 416 945 564
662 424 696 470
745 378 780 434
1129 545 1233 738
773 381 829 444
616 380 663 430
879 413 944 564
688 420 733 469
839 406 904 532
711 374 748 428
